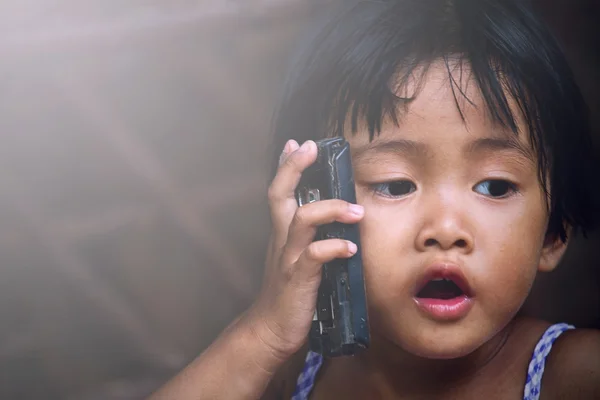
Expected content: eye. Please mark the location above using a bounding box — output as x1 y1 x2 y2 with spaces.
473 180 518 198
372 180 417 198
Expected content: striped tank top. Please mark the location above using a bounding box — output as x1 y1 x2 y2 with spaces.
292 323 574 400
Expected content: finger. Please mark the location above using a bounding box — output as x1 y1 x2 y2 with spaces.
268 140 317 241
289 239 358 283
278 139 299 166
284 199 364 260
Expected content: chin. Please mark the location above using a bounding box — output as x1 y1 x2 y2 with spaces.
407 343 478 360
399 332 480 359
378 317 489 361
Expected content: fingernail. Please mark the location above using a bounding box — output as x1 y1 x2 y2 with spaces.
289 140 299 152
348 204 364 216
347 241 358 254
297 140 312 153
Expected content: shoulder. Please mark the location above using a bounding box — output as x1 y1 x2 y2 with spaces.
541 327 600 399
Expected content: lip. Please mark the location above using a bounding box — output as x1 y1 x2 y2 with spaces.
413 262 474 321
414 296 474 321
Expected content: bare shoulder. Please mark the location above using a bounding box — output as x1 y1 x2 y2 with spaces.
262 345 309 400
541 328 600 399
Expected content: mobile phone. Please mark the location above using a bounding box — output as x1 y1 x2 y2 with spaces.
295 137 370 357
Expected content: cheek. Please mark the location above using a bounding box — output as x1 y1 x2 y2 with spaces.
357 201 415 302
358 212 393 283
474 204 546 309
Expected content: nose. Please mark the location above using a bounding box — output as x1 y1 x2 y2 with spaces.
415 196 474 253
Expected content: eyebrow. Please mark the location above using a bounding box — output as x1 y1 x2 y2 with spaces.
351 136 535 164
352 139 429 164
464 137 535 163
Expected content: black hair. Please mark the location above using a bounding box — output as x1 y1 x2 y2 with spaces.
269 0 597 242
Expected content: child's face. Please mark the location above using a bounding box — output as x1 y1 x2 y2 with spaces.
346 62 560 359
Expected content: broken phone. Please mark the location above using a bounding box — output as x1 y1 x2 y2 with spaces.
295 137 370 357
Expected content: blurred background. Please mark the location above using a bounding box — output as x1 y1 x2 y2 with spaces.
0 1 597 399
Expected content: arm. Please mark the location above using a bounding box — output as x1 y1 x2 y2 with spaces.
149 139 362 399
149 314 288 400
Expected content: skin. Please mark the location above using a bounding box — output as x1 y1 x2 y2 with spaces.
149 61 600 400
306 62 597 398
278 62 599 399
352 62 552 359
301 62 572 398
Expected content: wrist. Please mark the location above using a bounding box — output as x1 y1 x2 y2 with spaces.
236 310 293 374
150 311 291 400
202 312 288 398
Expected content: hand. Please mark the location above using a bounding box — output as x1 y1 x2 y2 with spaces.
244 139 365 362
148 140 365 400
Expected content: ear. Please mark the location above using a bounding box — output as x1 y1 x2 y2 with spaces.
538 232 570 273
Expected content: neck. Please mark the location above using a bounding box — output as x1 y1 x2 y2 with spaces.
349 320 515 396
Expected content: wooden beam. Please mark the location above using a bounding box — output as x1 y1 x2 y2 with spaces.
54 71 258 302
0 173 186 370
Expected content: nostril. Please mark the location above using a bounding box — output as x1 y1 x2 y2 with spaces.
423 238 468 249
424 238 437 247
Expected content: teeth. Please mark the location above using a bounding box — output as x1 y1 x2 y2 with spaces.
432 278 448 282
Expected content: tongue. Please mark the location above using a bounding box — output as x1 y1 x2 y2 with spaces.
417 279 463 299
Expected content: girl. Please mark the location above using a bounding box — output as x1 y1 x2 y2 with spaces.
152 0 600 398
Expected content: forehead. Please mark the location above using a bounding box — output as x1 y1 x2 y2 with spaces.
345 60 532 155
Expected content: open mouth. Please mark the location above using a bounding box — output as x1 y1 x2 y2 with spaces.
416 278 465 300
413 266 473 319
